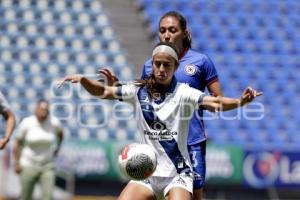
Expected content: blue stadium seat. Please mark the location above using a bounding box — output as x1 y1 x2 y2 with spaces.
0 0 136 141
138 0 300 150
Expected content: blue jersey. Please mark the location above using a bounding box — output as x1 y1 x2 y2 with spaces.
141 49 218 145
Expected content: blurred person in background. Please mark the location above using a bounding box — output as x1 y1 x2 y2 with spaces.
59 42 261 200
0 92 16 199
0 91 16 150
99 11 223 200
13 99 64 200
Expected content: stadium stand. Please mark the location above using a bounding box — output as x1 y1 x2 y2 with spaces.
2 0 297 150
137 0 300 150
1 0 299 199
0 0 137 142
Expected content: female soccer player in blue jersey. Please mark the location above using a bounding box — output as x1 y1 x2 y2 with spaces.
58 42 261 200
99 11 224 200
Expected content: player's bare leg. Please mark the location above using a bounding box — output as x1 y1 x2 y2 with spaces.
193 188 203 200
166 187 192 200
118 182 154 200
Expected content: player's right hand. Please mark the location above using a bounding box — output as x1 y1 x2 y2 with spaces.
57 74 84 88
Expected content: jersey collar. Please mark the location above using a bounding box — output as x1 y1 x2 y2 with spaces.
179 48 189 60
154 77 177 104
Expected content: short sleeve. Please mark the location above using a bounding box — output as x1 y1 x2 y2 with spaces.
203 56 219 85
51 117 64 133
16 118 28 140
0 92 10 114
116 84 138 105
180 84 206 107
141 64 147 80
141 59 152 80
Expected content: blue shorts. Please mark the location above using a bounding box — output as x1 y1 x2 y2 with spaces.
188 141 206 189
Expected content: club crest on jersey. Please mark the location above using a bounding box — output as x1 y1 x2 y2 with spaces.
184 64 196 76
150 121 167 131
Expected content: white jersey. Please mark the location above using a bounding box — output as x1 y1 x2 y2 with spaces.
118 79 205 177
16 115 63 167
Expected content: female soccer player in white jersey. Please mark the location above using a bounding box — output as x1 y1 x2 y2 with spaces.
99 11 224 200
142 12 223 199
58 42 261 200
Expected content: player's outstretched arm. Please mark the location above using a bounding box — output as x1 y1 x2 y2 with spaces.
57 74 119 99
202 87 262 112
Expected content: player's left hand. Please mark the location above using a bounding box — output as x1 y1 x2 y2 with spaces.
241 87 263 105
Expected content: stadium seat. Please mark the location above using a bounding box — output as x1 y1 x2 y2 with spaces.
138 0 300 150
0 0 136 141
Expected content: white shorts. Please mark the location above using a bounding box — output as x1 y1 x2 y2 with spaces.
130 174 193 200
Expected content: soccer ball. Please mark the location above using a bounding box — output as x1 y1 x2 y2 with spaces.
118 143 157 180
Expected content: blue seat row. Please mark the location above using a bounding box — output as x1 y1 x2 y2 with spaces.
138 0 300 150
0 0 135 141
